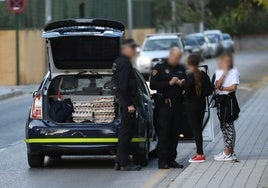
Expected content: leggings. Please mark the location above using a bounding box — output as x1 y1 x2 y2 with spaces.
220 122 236 150
185 98 206 155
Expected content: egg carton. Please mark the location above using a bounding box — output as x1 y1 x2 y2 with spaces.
72 96 116 123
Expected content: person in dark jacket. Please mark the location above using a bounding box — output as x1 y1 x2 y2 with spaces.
113 39 141 171
184 55 213 163
150 47 185 169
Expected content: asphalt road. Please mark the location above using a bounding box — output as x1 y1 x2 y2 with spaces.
0 50 268 188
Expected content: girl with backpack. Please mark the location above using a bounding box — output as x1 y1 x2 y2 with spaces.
184 55 213 163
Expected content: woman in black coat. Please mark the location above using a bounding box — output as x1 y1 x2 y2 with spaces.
184 55 212 163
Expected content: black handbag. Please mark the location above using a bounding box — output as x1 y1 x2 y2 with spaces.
49 98 74 123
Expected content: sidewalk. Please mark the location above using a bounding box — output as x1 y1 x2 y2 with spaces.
0 88 23 101
170 86 268 188
0 85 38 101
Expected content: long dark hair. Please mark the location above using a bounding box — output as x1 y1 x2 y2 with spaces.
187 55 202 96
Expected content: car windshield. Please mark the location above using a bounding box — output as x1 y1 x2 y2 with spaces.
195 36 205 45
206 33 221 41
184 38 198 46
207 36 217 43
143 38 182 51
223 34 231 40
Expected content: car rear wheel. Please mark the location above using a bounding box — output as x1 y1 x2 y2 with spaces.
27 153 44 168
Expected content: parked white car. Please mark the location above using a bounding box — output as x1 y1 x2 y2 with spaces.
135 33 186 79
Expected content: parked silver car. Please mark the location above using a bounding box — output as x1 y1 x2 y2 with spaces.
186 33 211 59
184 37 204 61
135 33 186 79
207 35 221 57
204 30 224 55
222 33 234 52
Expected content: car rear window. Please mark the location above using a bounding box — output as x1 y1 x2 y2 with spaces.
50 36 120 69
49 75 115 96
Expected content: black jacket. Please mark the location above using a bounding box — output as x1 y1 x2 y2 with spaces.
150 61 186 99
113 55 137 107
184 71 213 100
217 92 240 123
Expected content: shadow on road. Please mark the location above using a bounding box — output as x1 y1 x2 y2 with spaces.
43 156 116 169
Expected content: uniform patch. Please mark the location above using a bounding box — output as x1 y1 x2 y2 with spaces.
112 62 117 71
165 68 170 74
152 69 158 76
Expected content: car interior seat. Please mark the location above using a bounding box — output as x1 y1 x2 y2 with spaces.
60 77 78 93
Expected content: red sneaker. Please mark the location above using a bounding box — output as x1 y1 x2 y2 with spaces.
189 155 205 163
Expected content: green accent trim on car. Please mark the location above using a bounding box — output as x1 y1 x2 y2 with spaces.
24 137 147 143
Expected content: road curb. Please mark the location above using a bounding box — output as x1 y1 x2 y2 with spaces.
0 90 24 101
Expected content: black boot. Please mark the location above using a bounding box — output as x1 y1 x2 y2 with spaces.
169 161 183 168
158 160 169 169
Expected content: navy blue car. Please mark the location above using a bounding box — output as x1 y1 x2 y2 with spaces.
25 19 157 168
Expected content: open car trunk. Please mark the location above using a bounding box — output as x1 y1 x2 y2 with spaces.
47 74 119 124
42 19 125 124
42 19 124 77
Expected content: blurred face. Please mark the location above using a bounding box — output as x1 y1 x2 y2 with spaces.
221 56 233 71
217 57 224 70
168 47 182 66
121 45 137 59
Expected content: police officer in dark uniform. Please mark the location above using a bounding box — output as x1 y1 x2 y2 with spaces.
150 47 185 169
113 39 141 171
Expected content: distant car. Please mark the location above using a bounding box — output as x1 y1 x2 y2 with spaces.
186 33 211 59
207 35 221 57
25 19 157 168
135 33 186 79
204 30 224 55
184 37 204 61
222 33 234 52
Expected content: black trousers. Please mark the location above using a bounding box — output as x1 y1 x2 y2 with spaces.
116 107 136 166
157 100 182 163
185 98 206 155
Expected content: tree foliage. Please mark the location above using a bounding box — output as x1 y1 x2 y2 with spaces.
255 0 268 9
206 0 268 35
153 0 268 35
153 0 209 31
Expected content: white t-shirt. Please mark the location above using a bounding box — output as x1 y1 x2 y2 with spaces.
215 68 240 95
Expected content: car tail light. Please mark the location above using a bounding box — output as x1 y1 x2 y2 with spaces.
30 94 43 119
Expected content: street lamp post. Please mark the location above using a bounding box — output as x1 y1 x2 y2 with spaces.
171 0 176 32
45 0 52 24
127 0 133 38
200 0 205 33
